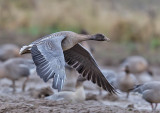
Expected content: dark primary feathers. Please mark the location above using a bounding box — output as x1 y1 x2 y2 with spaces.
64 44 116 93
102 69 118 89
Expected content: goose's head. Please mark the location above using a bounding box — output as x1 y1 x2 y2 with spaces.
147 69 153 76
124 65 130 74
92 34 110 42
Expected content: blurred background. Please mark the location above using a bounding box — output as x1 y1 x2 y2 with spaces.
0 0 160 66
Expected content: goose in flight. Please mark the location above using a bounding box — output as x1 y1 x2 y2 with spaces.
20 31 116 93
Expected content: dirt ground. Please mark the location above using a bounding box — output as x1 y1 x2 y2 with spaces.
0 66 160 113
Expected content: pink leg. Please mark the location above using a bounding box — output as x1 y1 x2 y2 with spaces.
154 103 158 111
22 76 29 92
99 88 102 96
12 80 16 93
150 103 154 111
126 92 129 98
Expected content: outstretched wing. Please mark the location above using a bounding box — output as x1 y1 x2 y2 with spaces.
31 37 66 91
64 44 116 94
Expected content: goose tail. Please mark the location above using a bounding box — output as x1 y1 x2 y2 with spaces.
19 45 33 55
131 84 143 94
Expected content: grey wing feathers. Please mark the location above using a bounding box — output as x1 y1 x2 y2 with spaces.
31 38 66 91
132 84 143 93
64 44 116 94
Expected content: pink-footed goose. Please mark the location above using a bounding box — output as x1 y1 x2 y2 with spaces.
117 65 137 98
45 76 86 102
121 56 153 76
0 58 34 92
0 44 20 61
133 81 160 111
20 31 116 93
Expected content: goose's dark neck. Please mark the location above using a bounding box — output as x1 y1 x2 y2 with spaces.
76 81 83 88
75 77 86 88
125 69 130 75
147 69 153 76
77 34 92 42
